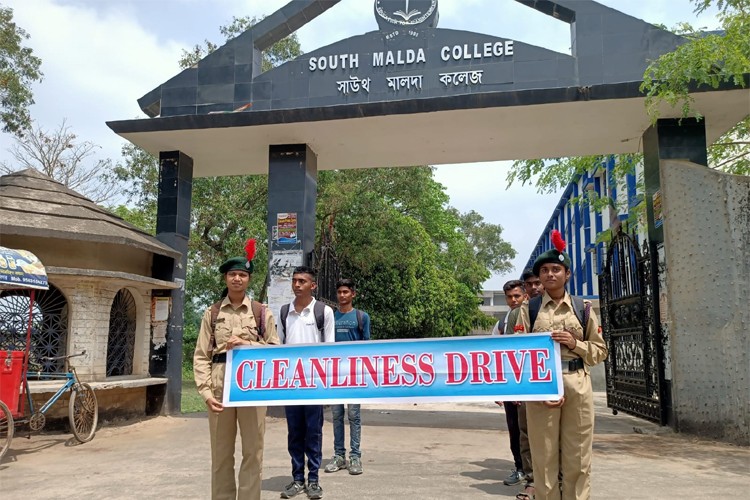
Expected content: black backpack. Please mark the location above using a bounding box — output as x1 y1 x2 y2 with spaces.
528 295 591 338
280 301 326 342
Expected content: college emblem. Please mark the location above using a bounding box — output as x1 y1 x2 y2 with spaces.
375 0 439 36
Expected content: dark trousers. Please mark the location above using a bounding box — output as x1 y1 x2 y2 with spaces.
285 405 324 483
504 401 523 470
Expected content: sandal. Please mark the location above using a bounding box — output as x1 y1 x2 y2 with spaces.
516 483 535 500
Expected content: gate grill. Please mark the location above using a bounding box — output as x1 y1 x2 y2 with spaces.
599 229 667 424
314 225 340 308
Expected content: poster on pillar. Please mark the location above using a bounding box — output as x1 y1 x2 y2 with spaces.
223 334 564 406
276 213 298 244
267 249 304 320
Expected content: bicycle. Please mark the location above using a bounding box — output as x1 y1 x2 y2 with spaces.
0 350 99 460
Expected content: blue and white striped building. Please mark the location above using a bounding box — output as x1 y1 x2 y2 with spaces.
523 156 644 300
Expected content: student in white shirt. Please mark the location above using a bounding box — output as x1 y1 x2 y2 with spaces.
280 266 335 500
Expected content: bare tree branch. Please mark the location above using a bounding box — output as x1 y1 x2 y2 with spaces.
0 119 118 203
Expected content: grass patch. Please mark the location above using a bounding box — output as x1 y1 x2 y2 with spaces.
181 378 206 413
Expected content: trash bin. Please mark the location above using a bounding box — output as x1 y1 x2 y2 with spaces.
0 350 24 418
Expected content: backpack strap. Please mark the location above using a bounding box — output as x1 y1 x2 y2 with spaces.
209 300 223 351
313 300 326 341
355 309 365 339
568 295 592 340
280 304 290 342
250 300 266 340
528 295 542 332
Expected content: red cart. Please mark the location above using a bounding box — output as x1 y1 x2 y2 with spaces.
0 247 98 462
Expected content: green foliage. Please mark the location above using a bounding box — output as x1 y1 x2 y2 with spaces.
641 3 750 120
0 5 43 136
317 167 514 338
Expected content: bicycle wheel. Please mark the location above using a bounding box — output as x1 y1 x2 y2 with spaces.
68 383 98 443
0 400 13 461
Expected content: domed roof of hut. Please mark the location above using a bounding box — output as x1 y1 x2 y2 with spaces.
0 169 180 274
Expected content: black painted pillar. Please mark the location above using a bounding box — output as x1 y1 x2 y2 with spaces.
152 150 193 414
266 145 317 320
642 118 708 243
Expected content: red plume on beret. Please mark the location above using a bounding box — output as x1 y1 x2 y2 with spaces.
245 238 257 262
551 229 566 253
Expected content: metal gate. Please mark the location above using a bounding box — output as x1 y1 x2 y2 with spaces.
313 223 340 308
598 228 669 424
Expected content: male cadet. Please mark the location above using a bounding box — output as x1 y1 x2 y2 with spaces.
515 230 607 500
279 266 335 500
522 267 544 299
324 278 371 476
508 268 544 500
193 240 280 500
492 280 527 487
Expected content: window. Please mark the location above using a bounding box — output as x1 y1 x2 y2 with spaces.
106 289 137 377
0 284 69 373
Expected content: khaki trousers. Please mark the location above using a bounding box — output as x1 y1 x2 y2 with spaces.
208 405 266 500
208 363 266 500
527 369 594 500
518 402 533 478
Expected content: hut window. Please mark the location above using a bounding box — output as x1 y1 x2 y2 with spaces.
106 289 137 377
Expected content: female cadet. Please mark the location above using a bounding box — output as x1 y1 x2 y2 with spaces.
194 239 280 500
514 230 608 500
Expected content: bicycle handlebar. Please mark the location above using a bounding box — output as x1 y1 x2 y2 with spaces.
40 350 87 361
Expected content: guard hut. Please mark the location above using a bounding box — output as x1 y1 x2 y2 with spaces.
107 0 749 419
0 169 181 421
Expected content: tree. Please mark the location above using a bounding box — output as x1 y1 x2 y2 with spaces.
506 0 749 209
0 120 118 203
0 5 43 136
316 167 513 337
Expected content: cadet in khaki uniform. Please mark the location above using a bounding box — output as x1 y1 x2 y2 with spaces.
515 230 607 500
194 242 280 500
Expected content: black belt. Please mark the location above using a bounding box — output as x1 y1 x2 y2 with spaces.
212 353 227 363
564 358 584 372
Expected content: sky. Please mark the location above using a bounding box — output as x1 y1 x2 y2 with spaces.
1 0 721 289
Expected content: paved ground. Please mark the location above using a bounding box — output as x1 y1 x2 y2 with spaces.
1 393 748 499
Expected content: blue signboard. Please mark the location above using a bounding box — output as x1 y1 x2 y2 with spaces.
0 247 49 290
224 334 562 406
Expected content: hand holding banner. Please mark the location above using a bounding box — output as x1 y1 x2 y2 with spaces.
224 334 563 406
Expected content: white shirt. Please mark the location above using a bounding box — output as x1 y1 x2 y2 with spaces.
282 297 335 345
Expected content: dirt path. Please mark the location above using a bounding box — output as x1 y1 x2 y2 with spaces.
2 395 748 499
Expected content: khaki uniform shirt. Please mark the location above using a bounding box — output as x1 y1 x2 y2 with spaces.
193 296 280 402
514 292 607 370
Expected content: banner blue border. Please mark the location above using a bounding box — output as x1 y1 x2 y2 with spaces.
224 334 562 406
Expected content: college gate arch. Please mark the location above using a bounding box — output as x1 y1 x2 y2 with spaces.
107 0 749 424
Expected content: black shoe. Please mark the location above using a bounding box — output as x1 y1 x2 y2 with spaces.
280 480 306 498
307 482 323 499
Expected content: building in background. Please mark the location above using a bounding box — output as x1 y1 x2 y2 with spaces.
523 156 646 300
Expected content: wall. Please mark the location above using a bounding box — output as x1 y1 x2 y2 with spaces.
52 276 152 380
660 160 750 445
